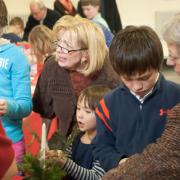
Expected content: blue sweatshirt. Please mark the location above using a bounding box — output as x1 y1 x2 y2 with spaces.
0 38 32 143
93 75 180 171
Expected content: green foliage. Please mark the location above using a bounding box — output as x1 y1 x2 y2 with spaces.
48 128 80 150
19 125 79 179
18 153 66 180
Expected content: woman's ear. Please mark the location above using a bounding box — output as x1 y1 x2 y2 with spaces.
81 51 88 65
81 56 88 65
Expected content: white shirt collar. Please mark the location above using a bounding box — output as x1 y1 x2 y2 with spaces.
130 73 159 103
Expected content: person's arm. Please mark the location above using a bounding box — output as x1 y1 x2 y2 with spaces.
46 149 105 180
63 159 105 180
2 47 32 119
92 98 123 171
32 58 55 119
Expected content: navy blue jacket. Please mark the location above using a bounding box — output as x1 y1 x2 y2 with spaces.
2 33 22 43
93 75 180 171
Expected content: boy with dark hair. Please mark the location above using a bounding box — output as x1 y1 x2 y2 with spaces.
93 25 180 171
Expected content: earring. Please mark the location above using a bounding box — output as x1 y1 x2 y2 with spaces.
81 57 87 65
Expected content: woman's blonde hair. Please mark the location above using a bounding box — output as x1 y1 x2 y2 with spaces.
53 15 108 76
28 25 55 63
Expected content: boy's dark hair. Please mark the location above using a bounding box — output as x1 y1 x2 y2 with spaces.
109 25 163 76
0 0 8 28
78 85 111 110
80 0 100 6
9 17 24 30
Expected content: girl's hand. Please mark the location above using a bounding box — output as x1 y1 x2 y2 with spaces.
0 100 7 115
46 150 67 167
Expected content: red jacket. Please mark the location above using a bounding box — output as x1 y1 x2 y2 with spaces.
0 120 15 179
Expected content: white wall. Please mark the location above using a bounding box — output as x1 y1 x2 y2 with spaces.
4 0 53 14
4 0 180 56
117 0 180 27
4 0 180 28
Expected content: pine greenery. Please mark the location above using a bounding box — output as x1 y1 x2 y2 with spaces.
18 127 79 179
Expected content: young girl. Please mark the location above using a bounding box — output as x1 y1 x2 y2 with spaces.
46 85 111 180
0 0 32 165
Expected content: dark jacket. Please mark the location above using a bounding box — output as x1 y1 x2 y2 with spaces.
93 75 180 171
23 8 60 41
33 56 120 136
2 33 22 43
102 104 180 180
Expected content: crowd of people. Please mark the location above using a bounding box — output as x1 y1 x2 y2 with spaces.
0 0 179 179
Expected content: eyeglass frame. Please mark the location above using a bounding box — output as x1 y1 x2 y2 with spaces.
54 41 88 54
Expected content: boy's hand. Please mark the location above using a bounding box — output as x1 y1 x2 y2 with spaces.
0 99 7 116
46 150 67 167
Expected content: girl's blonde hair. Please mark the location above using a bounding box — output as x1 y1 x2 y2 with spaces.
53 15 108 76
28 25 55 63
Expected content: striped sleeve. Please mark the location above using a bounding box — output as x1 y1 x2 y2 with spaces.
62 159 105 180
64 144 72 159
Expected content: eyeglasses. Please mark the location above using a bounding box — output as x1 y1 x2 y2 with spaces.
54 42 87 54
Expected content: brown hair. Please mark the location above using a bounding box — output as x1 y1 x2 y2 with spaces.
80 0 100 6
110 25 163 77
0 0 8 29
78 85 111 110
9 17 24 30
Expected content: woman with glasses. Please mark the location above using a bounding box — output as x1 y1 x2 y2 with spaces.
33 15 120 140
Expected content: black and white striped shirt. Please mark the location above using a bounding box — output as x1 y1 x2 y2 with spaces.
62 142 105 180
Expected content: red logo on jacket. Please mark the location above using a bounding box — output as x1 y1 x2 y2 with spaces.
159 108 171 116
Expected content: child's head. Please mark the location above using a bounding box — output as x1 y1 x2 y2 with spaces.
29 25 55 63
110 25 163 97
9 17 24 35
80 0 100 20
76 85 110 132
